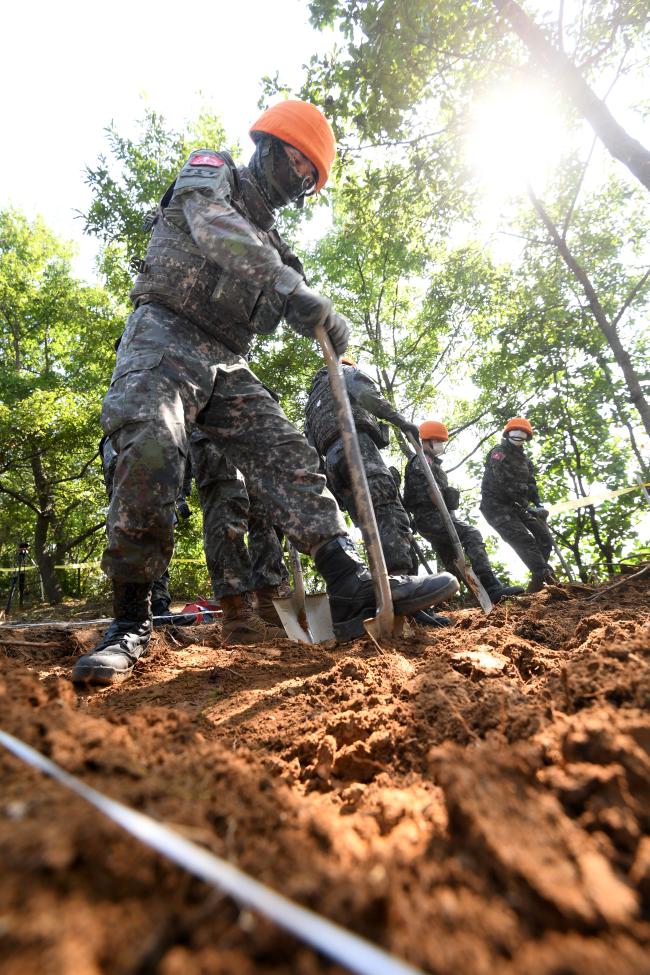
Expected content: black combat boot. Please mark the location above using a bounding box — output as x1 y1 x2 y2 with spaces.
314 536 459 641
412 610 454 628
479 570 525 603
72 582 153 686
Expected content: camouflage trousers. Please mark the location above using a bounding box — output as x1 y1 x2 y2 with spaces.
189 430 288 598
414 513 499 588
480 502 553 576
101 435 172 608
101 303 346 584
325 433 413 574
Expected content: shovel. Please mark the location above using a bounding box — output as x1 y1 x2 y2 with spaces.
527 508 575 582
406 434 493 614
315 324 395 641
272 543 334 644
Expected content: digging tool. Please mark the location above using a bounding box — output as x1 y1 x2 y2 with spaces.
273 543 334 644
406 434 493 614
527 507 575 582
315 324 395 641
409 535 434 575
546 526 575 582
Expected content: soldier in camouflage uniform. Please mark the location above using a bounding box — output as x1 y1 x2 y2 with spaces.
403 421 524 603
187 428 288 642
305 357 417 573
305 358 452 627
480 417 554 593
72 100 457 685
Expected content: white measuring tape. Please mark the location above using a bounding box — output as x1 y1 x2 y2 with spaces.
0 612 220 631
0 730 423 975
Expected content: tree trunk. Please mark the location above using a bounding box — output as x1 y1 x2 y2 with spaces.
30 447 62 604
493 0 650 192
33 512 62 604
528 185 650 440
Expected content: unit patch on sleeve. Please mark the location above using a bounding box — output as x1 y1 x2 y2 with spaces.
190 153 224 167
491 450 505 461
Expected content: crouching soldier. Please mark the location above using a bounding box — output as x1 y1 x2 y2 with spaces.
480 417 554 593
404 420 524 602
305 357 452 627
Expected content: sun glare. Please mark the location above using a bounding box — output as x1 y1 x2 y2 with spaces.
466 81 567 205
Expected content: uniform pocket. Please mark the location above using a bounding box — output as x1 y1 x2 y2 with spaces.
101 351 166 435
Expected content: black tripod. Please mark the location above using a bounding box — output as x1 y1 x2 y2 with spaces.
5 542 31 615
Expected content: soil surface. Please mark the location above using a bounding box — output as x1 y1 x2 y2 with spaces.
1 573 649 975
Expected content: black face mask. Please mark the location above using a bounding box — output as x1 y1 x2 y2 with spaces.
249 135 314 210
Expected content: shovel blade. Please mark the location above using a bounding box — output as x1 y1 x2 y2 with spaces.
455 559 494 614
272 592 334 645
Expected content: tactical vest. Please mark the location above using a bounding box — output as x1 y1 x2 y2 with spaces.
480 441 532 506
305 366 386 455
404 454 449 514
130 152 288 356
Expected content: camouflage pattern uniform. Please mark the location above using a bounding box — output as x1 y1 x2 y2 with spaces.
480 439 553 575
403 452 499 587
101 149 346 587
187 428 288 598
305 365 413 574
99 437 172 611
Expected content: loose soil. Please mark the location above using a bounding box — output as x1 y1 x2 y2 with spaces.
1 574 649 975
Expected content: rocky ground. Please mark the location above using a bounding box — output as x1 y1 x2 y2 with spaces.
1 571 649 975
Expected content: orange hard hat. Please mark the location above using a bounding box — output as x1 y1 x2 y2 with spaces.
504 417 533 437
419 420 449 442
249 100 336 193
341 355 356 366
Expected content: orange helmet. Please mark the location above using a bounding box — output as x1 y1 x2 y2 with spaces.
419 420 449 442
249 100 336 193
504 417 533 438
341 355 357 366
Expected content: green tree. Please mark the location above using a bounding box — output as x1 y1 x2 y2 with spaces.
0 209 121 602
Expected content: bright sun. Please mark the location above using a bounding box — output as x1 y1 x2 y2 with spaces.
466 80 568 204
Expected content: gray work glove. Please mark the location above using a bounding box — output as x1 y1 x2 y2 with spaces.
285 282 349 355
396 417 420 444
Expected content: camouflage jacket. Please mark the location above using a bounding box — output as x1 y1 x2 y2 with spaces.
304 365 405 455
403 453 461 518
130 149 305 355
480 439 541 509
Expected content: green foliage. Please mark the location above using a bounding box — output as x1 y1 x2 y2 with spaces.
0 209 121 601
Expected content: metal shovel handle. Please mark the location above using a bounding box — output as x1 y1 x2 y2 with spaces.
528 509 575 582
315 325 394 639
406 434 493 614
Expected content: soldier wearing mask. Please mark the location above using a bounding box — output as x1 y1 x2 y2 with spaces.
73 100 457 685
403 421 524 603
305 358 452 628
480 417 554 593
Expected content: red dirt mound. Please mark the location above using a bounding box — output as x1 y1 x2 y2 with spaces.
1 573 649 974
